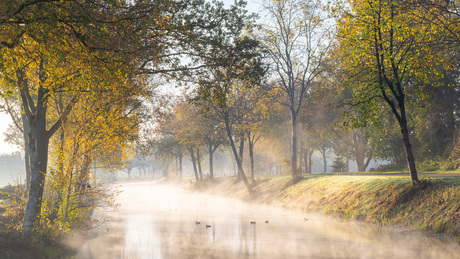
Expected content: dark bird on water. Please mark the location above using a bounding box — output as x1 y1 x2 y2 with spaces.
265 220 269 223
196 221 200 225
206 224 211 228
251 221 256 224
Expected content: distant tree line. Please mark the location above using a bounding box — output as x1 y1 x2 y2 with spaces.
0 0 459 238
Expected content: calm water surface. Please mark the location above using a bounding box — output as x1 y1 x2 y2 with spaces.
76 180 460 259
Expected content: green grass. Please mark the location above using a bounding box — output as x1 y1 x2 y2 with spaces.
332 169 460 175
194 174 460 239
0 184 75 258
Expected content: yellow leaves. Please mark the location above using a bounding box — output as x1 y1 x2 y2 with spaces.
336 0 453 87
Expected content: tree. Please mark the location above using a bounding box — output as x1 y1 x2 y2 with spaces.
1 0 252 236
332 128 372 172
415 0 460 46
189 1 266 193
153 98 187 180
242 86 281 181
261 0 331 178
0 0 176 236
201 110 226 180
336 0 455 184
175 99 207 182
45 89 139 224
331 156 346 172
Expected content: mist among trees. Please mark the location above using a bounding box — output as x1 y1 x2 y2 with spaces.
0 0 459 238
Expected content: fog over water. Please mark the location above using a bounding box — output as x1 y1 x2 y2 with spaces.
75 180 460 259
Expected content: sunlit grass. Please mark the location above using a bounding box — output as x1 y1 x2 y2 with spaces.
196 174 460 239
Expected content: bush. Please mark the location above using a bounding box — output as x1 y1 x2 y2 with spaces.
418 159 442 171
368 163 403 172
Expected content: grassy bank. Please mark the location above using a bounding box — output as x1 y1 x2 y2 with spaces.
188 174 460 240
0 185 79 259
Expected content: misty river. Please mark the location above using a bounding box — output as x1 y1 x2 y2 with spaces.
75 180 460 259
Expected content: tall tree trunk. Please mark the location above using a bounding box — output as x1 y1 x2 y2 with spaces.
356 154 366 172
209 144 214 180
237 133 245 180
189 147 200 182
238 134 245 164
78 153 92 194
248 139 255 182
400 117 418 183
224 114 252 193
345 148 350 172
372 4 419 185
179 153 183 180
291 110 299 178
197 149 203 180
22 108 49 236
353 130 370 172
321 150 327 173
175 155 179 176
299 146 304 176
304 147 309 174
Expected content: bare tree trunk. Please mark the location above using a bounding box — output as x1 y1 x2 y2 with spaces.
299 146 304 176
179 153 183 180
22 108 49 236
175 155 179 176
237 133 245 180
291 110 299 178
345 148 350 172
224 114 252 193
238 134 245 164
248 139 255 182
321 150 327 173
401 118 419 183
303 147 309 174
352 130 370 172
209 144 214 180
189 147 200 182
197 149 203 180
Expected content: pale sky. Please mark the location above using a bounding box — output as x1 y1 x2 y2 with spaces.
0 0 262 156
0 112 19 155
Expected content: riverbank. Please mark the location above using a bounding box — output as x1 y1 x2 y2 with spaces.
0 185 76 258
181 174 460 241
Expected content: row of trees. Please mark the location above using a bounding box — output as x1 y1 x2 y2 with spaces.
153 0 460 188
0 0 459 237
0 0 263 237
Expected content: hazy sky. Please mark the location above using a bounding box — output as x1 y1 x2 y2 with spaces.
0 112 17 154
0 0 262 156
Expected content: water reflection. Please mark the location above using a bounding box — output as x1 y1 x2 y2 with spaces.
75 181 460 259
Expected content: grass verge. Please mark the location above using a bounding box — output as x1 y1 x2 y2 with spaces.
188 174 460 241
0 185 76 259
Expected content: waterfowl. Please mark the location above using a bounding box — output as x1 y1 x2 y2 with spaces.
250 221 256 224
206 224 211 228
196 221 201 225
265 220 269 224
